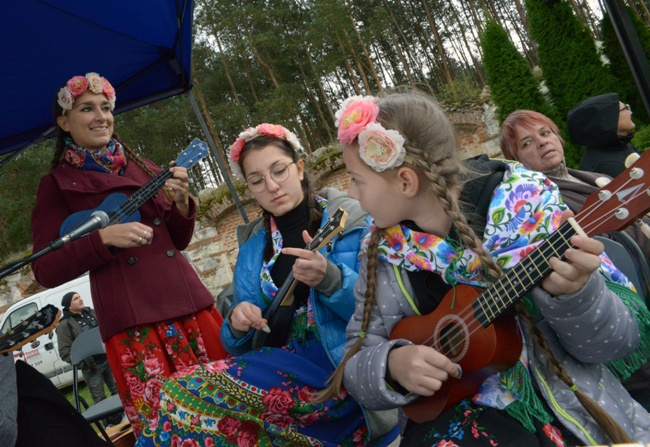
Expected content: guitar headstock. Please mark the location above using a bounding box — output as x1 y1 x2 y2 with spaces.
0 304 61 354
580 150 650 236
307 208 348 251
175 138 209 169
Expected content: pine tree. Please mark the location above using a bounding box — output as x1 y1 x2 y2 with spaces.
525 0 616 120
480 20 557 124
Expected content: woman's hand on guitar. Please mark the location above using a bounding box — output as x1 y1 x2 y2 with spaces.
281 230 328 288
230 302 268 333
542 211 604 296
166 166 190 216
99 222 153 248
387 345 461 396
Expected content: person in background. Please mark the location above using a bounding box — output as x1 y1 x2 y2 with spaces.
136 123 397 446
30 72 227 436
500 110 650 266
56 291 122 427
319 91 650 446
567 92 639 178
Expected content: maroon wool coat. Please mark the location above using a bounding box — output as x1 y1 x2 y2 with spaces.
31 159 215 341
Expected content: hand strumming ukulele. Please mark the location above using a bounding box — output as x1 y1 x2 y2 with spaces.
390 151 650 423
59 138 208 237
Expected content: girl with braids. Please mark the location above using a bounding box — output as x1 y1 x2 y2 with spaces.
30 73 227 436
319 92 650 446
135 123 398 446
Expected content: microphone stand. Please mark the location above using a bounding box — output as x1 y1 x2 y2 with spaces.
0 244 58 281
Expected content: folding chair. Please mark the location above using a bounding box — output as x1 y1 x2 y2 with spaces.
70 326 124 446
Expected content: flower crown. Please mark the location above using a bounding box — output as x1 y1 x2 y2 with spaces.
335 95 406 172
228 123 302 178
57 72 116 115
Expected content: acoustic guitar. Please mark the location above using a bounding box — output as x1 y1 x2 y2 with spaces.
251 207 348 349
390 151 650 423
59 138 208 237
0 304 61 354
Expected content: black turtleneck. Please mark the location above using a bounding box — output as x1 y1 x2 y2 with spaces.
270 198 312 305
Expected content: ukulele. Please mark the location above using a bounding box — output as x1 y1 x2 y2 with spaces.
251 208 349 349
0 304 61 354
389 151 650 423
59 138 208 237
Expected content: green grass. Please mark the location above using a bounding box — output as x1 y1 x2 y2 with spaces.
61 381 95 410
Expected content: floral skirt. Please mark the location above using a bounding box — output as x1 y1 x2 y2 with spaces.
134 335 369 446
105 305 227 436
399 399 580 447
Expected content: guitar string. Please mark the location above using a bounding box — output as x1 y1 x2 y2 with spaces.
422 223 574 353
418 180 649 355
107 147 203 225
431 181 649 355
59 141 206 229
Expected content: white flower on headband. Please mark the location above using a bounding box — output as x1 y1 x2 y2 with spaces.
57 72 116 114
228 123 302 179
358 122 406 172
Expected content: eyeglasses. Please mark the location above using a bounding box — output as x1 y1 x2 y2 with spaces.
246 162 296 192
620 104 631 112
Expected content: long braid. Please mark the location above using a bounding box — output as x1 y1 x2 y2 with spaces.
341 91 632 442
313 228 385 402
516 303 632 443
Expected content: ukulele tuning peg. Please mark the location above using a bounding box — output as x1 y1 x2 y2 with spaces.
595 177 611 188
625 152 641 168
640 221 650 239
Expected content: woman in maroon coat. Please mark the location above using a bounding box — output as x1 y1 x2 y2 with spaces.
30 72 226 436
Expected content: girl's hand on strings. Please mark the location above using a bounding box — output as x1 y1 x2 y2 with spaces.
166 166 190 216
282 230 328 288
541 210 604 296
231 302 268 333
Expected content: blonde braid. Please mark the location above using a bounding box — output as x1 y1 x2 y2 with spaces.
515 302 632 443
313 228 385 402
405 141 502 281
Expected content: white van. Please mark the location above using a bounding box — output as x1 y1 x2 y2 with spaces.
0 274 93 389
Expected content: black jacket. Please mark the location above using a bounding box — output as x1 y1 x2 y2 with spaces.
567 92 638 178
55 307 102 370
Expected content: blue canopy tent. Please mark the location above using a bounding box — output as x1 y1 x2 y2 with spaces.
1 0 193 158
0 0 247 220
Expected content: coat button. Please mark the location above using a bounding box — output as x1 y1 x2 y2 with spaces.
127 257 138 265
166 250 175 258
153 218 162 226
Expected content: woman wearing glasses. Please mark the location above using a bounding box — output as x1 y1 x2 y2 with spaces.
136 123 397 446
567 92 639 177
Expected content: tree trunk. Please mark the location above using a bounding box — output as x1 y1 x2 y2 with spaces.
420 0 453 82
345 9 385 93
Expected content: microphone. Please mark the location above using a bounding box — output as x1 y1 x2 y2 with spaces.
49 211 110 250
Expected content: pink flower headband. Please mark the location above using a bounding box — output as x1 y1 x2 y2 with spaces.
335 95 406 172
57 72 116 115
228 123 302 178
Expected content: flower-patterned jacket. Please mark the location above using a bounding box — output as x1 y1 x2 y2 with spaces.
342 161 650 445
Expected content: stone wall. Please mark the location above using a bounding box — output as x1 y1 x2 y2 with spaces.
0 101 501 316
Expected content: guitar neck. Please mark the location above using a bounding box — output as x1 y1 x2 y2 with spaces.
109 168 172 225
475 221 578 327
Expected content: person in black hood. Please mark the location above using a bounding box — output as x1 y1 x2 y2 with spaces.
567 92 639 178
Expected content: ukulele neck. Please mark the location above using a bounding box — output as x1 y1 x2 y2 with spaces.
476 220 578 327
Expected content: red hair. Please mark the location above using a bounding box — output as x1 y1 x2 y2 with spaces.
500 110 564 160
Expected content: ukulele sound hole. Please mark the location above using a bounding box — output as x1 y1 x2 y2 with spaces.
438 322 465 357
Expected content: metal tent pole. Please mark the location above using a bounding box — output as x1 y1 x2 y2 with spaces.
603 0 650 117
186 90 249 223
